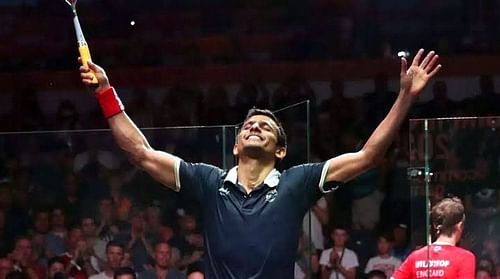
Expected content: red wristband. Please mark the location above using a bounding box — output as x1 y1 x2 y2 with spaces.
96 87 125 119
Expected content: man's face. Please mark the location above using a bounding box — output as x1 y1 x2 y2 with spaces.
154 243 171 269
81 218 96 237
48 262 65 278
332 229 348 248
15 238 32 258
377 237 392 255
51 209 65 227
34 212 50 234
106 246 124 269
67 228 82 249
234 115 285 160
99 200 113 218
130 213 145 231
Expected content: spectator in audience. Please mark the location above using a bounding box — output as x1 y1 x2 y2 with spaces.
295 231 319 279
481 236 500 265
115 207 155 272
367 269 387 279
46 257 66 279
302 195 329 252
361 73 398 131
80 217 107 271
46 207 67 258
95 197 119 242
319 226 359 279
8 236 46 279
472 74 500 116
144 206 161 237
169 215 203 272
108 173 132 222
60 227 95 279
0 258 14 279
112 267 135 279
391 224 410 262
138 242 184 279
58 173 83 228
364 232 401 278
54 100 83 131
30 209 50 262
89 241 124 279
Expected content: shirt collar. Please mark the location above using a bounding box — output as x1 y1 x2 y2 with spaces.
224 166 281 188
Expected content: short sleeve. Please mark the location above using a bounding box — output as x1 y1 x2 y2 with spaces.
177 160 223 203
391 253 414 279
285 160 342 212
457 251 476 278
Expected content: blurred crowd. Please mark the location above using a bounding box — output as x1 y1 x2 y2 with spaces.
1 0 500 279
0 73 499 279
0 0 499 71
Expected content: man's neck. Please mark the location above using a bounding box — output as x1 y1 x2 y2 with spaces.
433 234 457 246
237 158 275 193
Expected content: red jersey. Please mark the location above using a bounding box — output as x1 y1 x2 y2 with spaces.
391 244 475 279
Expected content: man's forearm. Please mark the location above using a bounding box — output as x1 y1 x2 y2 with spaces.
108 112 152 167
361 91 415 165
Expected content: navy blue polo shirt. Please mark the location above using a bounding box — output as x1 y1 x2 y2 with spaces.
174 159 333 279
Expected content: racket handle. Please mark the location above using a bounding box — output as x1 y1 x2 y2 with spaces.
79 44 98 85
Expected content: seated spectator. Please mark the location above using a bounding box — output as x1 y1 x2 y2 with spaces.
295 231 319 279
8 236 46 279
138 242 184 279
391 224 410 262
30 209 50 266
364 232 401 278
113 267 136 279
169 214 203 272
60 227 95 279
46 208 68 258
115 208 156 272
95 197 120 242
319 226 359 279
89 241 124 279
80 217 107 271
47 257 65 279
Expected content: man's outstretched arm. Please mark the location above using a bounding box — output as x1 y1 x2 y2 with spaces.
80 61 179 190
325 49 442 184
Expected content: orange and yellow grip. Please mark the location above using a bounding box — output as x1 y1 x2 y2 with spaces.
79 44 98 85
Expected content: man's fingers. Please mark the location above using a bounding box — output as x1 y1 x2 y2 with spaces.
412 48 425 66
400 57 408 76
420 51 435 69
428 64 442 77
425 55 439 72
81 72 94 80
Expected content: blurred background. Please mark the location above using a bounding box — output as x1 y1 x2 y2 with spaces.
0 0 500 279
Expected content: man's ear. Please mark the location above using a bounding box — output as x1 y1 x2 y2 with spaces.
275 146 287 160
233 144 239 156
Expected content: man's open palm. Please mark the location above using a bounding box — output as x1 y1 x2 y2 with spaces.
400 49 442 97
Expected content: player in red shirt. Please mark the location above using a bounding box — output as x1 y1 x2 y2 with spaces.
391 197 476 279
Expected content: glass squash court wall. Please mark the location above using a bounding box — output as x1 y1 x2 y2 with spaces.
0 101 316 275
409 117 500 275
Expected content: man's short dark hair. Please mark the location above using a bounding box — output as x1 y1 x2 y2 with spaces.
113 267 136 279
48 257 65 269
367 270 387 279
243 108 287 147
106 240 125 253
431 197 465 237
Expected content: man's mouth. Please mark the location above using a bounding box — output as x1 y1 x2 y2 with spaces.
247 134 263 140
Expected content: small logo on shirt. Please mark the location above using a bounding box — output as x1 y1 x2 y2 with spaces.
218 186 230 197
265 189 278 202
433 245 442 252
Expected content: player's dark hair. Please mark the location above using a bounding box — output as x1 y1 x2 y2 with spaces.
243 108 287 148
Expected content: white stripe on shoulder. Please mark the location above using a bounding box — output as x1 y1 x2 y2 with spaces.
173 157 182 192
319 159 333 193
